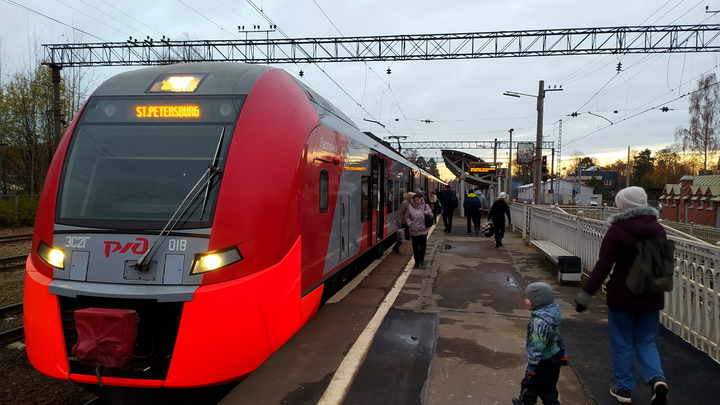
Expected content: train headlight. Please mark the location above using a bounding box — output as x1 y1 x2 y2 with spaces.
191 247 243 275
147 74 207 93
37 240 65 269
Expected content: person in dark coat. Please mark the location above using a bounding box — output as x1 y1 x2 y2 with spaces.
463 190 482 234
488 192 511 248
440 185 458 233
574 186 669 405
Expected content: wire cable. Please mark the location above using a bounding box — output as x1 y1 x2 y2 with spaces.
1 0 107 41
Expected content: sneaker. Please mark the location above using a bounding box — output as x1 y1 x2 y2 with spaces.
610 387 632 403
651 381 668 405
392 247 400 254
511 399 520 405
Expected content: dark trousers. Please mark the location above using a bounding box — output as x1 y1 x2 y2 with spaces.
411 235 427 265
492 218 505 245
518 352 562 405
442 208 454 231
466 210 481 232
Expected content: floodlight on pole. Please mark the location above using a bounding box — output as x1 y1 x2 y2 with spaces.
503 81 563 204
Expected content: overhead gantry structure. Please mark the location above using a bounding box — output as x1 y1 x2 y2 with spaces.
45 25 720 67
42 24 720 183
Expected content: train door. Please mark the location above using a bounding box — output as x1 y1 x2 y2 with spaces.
376 157 387 243
339 181 349 263
409 170 416 194
370 154 383 244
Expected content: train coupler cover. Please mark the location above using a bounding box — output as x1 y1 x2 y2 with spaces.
71 308 138 370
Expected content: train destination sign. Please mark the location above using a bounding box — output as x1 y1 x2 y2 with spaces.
468 162 496 174
135 105 201 118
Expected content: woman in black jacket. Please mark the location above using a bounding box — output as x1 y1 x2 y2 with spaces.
488 192 511 248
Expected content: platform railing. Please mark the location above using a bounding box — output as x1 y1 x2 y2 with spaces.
509 202 720 362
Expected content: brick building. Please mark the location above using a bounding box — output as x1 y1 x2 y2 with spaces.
659 174 720 227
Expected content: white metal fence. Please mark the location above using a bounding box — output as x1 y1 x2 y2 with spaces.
510 203 720 362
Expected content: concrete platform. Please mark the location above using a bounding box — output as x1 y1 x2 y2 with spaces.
220 216 720 405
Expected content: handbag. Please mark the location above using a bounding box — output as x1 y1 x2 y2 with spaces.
424 204 433 228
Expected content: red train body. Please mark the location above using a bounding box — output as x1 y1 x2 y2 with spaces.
24 62 443 395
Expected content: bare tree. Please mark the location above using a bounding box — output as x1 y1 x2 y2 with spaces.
403 148 419 164
675 73 720 173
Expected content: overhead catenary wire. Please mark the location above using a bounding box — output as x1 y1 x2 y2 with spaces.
1 0 108 42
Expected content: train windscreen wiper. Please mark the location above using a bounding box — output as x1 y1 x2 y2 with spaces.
134 127 226 271
200 126 225 220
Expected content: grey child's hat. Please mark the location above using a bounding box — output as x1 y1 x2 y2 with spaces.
525 282 555 309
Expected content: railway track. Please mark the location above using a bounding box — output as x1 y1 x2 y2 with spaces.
0 233 32 244
0 302 23 343
0 254 27 273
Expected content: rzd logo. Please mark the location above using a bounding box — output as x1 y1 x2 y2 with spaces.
104 238 149 258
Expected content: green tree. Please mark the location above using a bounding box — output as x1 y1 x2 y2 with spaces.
675 73 720 172
584 176 611 200
1 65 73 194
427 157 440 178
632 149 655 186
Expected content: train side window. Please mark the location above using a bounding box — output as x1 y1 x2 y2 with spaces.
387 180 394 213
361 176 370 222
319 169 329 213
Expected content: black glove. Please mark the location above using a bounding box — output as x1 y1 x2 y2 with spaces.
574 290 592 313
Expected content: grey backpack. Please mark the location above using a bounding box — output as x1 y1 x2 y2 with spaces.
625 238 675 295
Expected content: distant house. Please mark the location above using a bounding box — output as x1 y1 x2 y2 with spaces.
659 174 720 227
516 179 596 205
565 166 620 196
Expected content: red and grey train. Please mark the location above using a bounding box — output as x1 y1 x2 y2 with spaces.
24 62 443 396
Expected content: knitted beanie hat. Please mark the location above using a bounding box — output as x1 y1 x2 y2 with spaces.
615 186 647 211
525 282 555 309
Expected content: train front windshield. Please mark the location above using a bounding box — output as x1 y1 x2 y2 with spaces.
57 97 243 229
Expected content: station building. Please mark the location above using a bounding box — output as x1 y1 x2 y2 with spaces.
659 174 720 227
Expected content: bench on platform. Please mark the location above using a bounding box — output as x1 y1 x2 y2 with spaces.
530 240 582 284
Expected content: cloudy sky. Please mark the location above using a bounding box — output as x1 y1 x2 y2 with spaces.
3 0 720 179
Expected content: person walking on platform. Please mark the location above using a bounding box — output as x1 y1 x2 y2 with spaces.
464 189 482 234
513 282 568 405
393 192 414 254
429 191 439 223
405 193 432 268
440 185 458 233
574 186 669 405
488 192 511 247
476 189 487 219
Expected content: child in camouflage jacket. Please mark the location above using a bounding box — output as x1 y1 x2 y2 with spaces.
513 282 568 405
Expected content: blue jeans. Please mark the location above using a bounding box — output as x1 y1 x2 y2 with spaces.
608 308 665 392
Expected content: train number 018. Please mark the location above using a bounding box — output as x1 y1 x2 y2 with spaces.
168 239 187 251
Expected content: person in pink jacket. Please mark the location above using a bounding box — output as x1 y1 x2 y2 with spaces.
405 193 433 268
393 192 414 253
